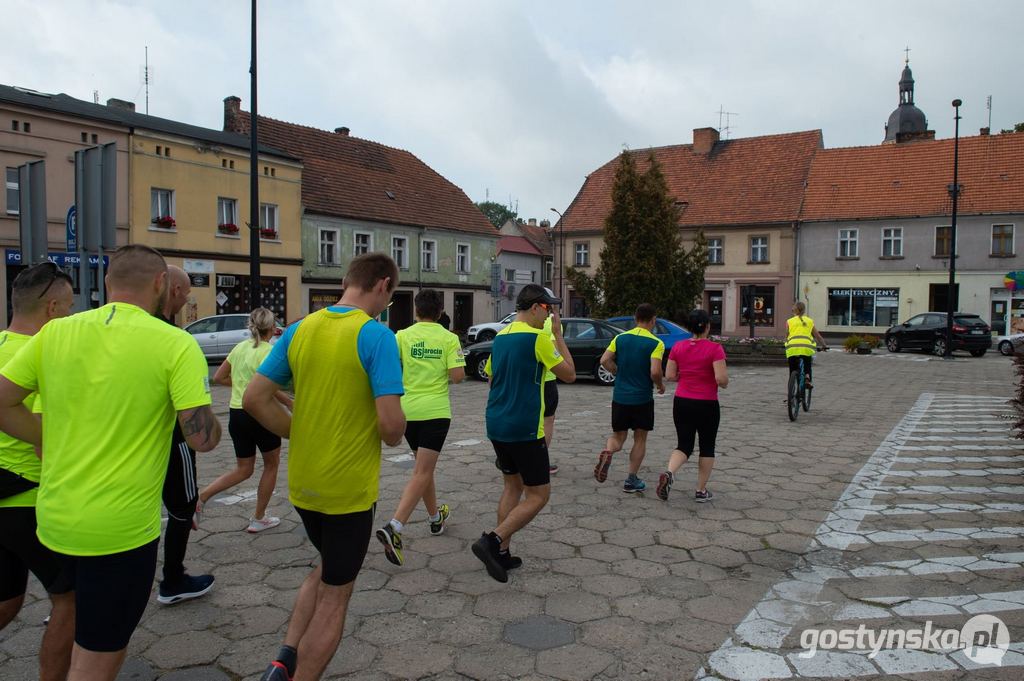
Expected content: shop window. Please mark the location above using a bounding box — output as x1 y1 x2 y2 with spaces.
828 288 900 326
740 285 775 327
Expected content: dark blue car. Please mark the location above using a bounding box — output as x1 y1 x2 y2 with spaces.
606 316 692 353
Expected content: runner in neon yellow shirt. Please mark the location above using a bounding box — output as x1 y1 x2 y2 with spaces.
376 289 465 566
0 246 220 680
0 262 75 681
199 308 293 534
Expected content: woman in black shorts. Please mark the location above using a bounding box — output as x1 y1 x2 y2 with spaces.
198 308 293 532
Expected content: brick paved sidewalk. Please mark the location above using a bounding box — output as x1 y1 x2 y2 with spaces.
0 351 1018 680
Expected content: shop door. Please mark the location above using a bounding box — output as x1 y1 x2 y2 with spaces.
389 291 414 331
569 292 589 318
991 298 1008 336
453 292 473 334
706 290 723 335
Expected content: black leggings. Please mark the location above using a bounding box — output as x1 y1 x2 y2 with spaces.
672 397 720 458
787 355 813 383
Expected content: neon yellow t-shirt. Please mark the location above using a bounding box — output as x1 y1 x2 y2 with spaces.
396 322 465 421
0 303 211 556
226 338 274 409
0 331 39 508
542 316 557 382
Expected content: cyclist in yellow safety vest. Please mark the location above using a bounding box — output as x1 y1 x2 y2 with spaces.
784 301 829 389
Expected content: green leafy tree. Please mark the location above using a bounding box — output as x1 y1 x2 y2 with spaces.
999 122 1024 134
475 201 517 228
567 150 708 321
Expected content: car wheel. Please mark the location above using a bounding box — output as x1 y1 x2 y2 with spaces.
969 348 987 357
595 364 615 386
477 330 496 342
1000 340 1014 356
885 335 900 353
475 354 490 381
932 337 948 356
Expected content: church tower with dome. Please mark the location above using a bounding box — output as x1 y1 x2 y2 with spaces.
883 57 935 143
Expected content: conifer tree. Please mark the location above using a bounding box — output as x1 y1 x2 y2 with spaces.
567 150 707 321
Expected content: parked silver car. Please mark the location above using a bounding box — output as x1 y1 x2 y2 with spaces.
185 313 282 360
996 332 1024 356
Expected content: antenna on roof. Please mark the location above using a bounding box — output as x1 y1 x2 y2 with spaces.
715 105 739 139
139 46 152 114
987 95 992 130
93 90 99 104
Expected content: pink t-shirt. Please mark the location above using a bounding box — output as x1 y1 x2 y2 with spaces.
670 338 726 401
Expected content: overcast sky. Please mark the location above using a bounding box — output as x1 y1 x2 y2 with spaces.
3 0 1022 224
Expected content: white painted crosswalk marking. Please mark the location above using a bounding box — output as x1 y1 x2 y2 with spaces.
697 392 1024 680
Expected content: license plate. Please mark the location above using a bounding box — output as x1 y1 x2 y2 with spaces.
970 329 983 334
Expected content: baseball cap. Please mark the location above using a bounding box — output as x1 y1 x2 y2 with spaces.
516 284 561 310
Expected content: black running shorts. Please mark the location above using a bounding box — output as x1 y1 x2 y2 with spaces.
0 506 73 600
296 505 375 586
492 438 550 487
58 539 159 652
228 408 283 459
543 380 559 418
404 418 451 453
611 400 655 433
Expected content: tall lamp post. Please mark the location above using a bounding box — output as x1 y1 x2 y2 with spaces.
248 0 261 310
550 207 565 304
944 99 962 359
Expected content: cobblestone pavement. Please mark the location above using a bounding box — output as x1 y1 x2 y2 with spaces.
0 350 1020 680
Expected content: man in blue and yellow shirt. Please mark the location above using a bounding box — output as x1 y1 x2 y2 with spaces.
473 284 575 583
594 303 665 492
244 253 405 681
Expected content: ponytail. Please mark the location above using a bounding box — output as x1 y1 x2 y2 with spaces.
248 307 276 348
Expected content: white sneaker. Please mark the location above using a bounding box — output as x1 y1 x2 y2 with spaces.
247 516 281 533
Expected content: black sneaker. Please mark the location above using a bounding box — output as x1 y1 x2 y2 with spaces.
259 661 292 681
157 573 215 605
471 532 508 583
375 524 404 566
429 504 450 536
695 489 714 503
498 551 523 570
656 471 673 501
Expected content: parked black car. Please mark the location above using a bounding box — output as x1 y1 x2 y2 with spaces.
884 312 991 357
464 317 626 385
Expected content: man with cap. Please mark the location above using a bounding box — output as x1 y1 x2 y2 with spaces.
473 284 575 582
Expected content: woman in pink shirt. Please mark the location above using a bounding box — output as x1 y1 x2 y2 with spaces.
656 309 728 502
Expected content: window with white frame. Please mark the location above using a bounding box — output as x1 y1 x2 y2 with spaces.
544 259 553 284
5 168 18 215
707 237 723 264
838 228 859 258
319 228 340 265
150 188 174 227
881 227 903 257
749 236 768 263
934 225 952 257
392 236 408 269
259 203 278 236
574 242 590 267
217 197 237 228
353 231 372 256
421 239 436 271
992 224 1014 256
504 268 516 282
456 243 471 274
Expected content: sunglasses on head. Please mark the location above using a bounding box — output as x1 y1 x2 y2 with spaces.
36 262 62 299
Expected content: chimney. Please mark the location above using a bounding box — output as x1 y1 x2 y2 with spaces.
528 218 537 226
540 219 550 228
980 127 990 136
693 127 720 155
106 98 135 112
223 96 242 132
335 127 350 136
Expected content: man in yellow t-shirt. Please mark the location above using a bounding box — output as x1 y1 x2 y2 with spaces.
244 253 405 681
0 245 220 681
375 289 465 567
0 262 74 681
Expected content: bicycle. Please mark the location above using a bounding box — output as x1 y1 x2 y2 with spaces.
787 347 827 422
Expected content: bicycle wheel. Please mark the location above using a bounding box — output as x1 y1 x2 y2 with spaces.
802 378 812 412
787 371 800 421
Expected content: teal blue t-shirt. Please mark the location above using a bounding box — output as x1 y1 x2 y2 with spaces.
609 327 665 405
484 322 563 442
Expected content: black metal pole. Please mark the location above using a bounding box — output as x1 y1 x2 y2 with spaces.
248 0 261 310
944 99 961 359
550 207 564 303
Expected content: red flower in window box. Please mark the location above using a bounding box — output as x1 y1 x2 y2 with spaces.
218 223 239 234
152 215 176 228
260 228 278 239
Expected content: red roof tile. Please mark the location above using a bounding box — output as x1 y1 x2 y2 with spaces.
517 223 553 255
228 110 495 236
560 130 823 231
498 236 542 256
801 133 1024 221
